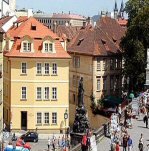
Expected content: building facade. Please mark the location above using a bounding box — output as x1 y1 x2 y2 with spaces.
3 17 70 133
68 17 125 128
34 12 86 31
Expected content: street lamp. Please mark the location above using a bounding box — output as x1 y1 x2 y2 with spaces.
64 109 68 151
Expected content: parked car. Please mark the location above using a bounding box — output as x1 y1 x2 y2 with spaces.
16 138 31 150
20 132 38 143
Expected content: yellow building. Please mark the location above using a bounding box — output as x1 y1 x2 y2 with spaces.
3 17 71 133
68 17 125 128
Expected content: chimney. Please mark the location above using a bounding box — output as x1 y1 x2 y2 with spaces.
28 9 33 18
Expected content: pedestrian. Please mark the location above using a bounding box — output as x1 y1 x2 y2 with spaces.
123 134 128 151
118 104 122 123
143 114 148 128
116 142 120 151
138 133 143 151
81 135 87 151
52 137 56 151
47 137 51 151
127 135 133 151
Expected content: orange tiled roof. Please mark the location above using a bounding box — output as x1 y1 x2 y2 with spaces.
4 17 71 59
68 25 121 56
117 18 128 26
97 17 126 46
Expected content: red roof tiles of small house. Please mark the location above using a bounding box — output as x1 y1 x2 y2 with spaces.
4 17 71 59
52 13 86 20
96 17 126 46
0 16 13 32
56 25 81 42
67 25 121 56
117 18 128 26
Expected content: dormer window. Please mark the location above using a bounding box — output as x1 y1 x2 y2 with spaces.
44 43 53 52
23 42 31 52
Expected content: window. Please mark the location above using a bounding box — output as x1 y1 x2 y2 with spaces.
37 87 42 100
52 87 57 100
73 75 76 87
23 42 31 52
110 59 114 70
21 87 26 100
37 112 42 124
73 56 80 68
97 77 100 91
103 77 107 90
52 112 57 124
44 63 50 75
44 112 49 124
37 63 42 74
52 63 57 75
44 43 53 52
103 59 107 70
97 58 101 71
115 76 119 89
44 87 49 100
115 59 118 69
110 76 114 89
21 63 27 74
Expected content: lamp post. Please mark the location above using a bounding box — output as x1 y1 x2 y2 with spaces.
64 109 68 151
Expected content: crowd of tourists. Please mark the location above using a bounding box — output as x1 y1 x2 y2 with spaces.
109 89 149 151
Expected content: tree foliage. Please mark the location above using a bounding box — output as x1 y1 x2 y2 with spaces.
120 0 149 91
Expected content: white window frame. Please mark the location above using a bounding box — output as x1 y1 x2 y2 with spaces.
21 87 27 100
44 43 53 52
21 62 27 74
44 63 50 75
23 42 31 52
36 63 42 75
73 56 80 68
102 59 107 71
44 87 49 100
52 112 57 124
52 63 57 75
52 87 57 100
44 112 49 124
36 87 42 100
36 112 42 124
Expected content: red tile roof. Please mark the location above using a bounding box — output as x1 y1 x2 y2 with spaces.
97 17 126 46
117 18 127 27
4 17 71 59
68 25 121 56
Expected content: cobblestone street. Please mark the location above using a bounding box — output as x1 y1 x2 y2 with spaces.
98 114 149 151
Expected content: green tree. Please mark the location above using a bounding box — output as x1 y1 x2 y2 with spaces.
120 0 149 91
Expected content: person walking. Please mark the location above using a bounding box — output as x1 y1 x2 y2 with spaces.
118 104 122 123
116 142 120 151
81 135 87 151
52 137 56 151
138 133 144 151
127 135 133 151
47 137 51 151
123 134 128 151
143 114 148 128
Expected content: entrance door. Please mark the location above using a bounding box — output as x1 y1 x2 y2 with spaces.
21 111 27 130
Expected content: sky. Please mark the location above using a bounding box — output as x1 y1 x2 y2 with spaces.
16 0 128 17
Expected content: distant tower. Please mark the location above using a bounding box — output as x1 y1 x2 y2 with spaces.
119 0 124 19
114 0 118 19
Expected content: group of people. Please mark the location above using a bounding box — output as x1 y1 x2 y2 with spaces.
47 135 70 151
81 129 92 151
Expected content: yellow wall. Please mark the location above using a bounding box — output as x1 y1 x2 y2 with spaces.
3 57 70 133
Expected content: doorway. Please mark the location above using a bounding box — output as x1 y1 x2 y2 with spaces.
21 111 27 130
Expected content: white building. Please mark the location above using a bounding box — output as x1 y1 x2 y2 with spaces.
0 0 16 18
